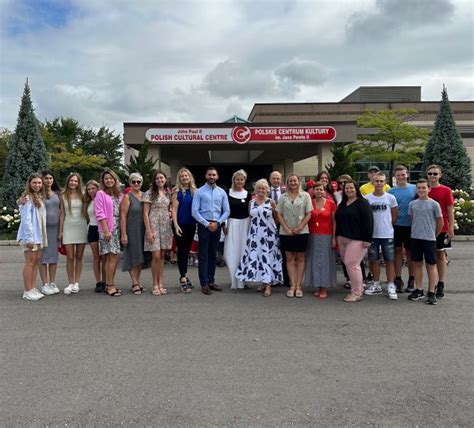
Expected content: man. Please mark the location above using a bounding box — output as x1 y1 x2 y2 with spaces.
364 173 399 299
389 165 417 293
191 167 230 295
269 170 289 287
408 179 443 305
426 164 454 299
360 166 391 196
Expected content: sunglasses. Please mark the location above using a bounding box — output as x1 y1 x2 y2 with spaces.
374 180 385 183
338 181 347 185
131 180 142 184
427 172 439 176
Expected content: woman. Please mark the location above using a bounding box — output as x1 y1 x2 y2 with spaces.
38 170 62 295
95 169 123 297
144 170 173 296
171 167 197 293
60 173 88 295
84 180 105 293
223 169 252 290
235 179 282 297
121 173 150 295
305 181 337 299
335 179 373 302
316 170 336 203
276 174 312 298
17 173 48 301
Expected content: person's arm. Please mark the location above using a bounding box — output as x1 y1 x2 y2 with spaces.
391 206 398 226
191 190 208 227
293 193 312 233
19 200 34 246
120 194 130 246
331 204 337 249
171 191 182 237
447 204 455 239
360 200 373 246
218 190 231 224
436 217 444 237
95 192 111 242
58 195 64 242
143 201 155 243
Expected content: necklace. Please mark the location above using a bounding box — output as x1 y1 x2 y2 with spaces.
313 198 326 228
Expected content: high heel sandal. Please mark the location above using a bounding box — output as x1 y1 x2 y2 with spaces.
105 284 122 297
131 284 143 295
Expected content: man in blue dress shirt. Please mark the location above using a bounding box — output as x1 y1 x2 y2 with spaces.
192 167 230 295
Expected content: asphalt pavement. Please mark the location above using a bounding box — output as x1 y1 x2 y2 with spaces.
1 243 473 427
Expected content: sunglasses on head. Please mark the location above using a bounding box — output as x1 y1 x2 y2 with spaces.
338 181 347 184
131 180 142 184
427 172 439 176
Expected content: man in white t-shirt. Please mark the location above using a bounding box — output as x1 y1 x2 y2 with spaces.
364 173 399 299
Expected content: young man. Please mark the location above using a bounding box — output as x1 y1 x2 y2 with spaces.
364 173 399 299
389 165 417 293
426 165 454 299
191 167 230 295
408 179 443 305
360 166 391 196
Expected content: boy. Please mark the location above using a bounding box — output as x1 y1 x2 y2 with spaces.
408 179 443 305
364 173 399 299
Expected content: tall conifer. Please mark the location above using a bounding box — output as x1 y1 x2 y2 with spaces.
423 86 471 190
0 80 49 209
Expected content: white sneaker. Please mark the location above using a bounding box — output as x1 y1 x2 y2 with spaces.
387 283 398 300
71 283 80 293
364 282 383 295
50 283 60 294
41 283 56 295
23 289 44 301
64 284 74 295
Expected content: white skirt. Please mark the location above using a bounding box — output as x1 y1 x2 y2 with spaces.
224 217 250 289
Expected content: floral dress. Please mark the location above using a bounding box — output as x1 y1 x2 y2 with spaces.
143 190 173 252
236 199 282 285
99 196 121 255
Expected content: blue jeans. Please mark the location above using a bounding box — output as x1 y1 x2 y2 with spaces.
197 223 221 287
368 238 395 262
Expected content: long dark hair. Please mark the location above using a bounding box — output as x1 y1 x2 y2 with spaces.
316 170 335 201
150 170 170 201
41 169 61 197
340 179 363 205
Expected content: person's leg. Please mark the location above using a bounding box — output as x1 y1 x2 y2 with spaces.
197 224 210 287
436 250 448 282
158 250 166 290
106 253 120 286
426 263 438 293
23 251 36 291
285 251 297 290
175 229 187 280
341 238 366 297
39 263 48 286
414 262 424 290
74 244 85 284
207 226 221 285
49 263 58 285
65 244 75 285
151 251 161 288
295 252 306 292
366 240 382 295
90 242 101 283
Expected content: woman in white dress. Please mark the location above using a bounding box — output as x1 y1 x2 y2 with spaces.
60 173 88 295
223 169 252 290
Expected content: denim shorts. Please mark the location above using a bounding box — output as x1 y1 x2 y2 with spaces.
368 238 395 262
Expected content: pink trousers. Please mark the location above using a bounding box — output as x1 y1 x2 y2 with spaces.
337 236 367 296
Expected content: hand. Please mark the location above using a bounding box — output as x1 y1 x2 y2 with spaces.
331 237 337 249
208 222 218 232
146 232 155 243
284 226 293 236
175 224 182 237
270 200 277 210
292 226 302 235
104 231 112 242
222 225 228 236
121 234 128 246
363 241 371 248
447 229 454 240
26 242 34 249
17 196 27 206
58 232 62 242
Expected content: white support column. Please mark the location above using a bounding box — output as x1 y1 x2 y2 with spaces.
283 158 294 178
317 143 333 173
169 160 180 185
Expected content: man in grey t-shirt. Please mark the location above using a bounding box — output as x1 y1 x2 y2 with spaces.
407 179 443 305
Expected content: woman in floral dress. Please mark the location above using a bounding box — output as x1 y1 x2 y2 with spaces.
144 170 173 296
236 179 282 297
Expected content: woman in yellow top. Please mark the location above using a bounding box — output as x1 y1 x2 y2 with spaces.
276 174 312 298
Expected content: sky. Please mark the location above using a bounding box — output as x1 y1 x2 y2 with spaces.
0 0 473 135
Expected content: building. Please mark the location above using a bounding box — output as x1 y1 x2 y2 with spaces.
124 86 474 185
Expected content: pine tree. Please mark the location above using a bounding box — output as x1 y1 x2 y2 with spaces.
423 86 471 190
325 143 360 179
0 80 49 209
124 140 158 190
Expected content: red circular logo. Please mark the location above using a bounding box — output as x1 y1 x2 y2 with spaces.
232 126 251 144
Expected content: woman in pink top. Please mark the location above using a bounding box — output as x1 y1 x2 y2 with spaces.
94 169 123 297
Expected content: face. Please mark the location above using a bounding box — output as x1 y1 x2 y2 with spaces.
234 175 246 188
416 183 429 198
368 170 378 181
43 174 54 188
30 177 43 192
155 173 166 188
427 168 441 184
255 185 268 197
87 184 98 199
319 174 329 184
338 178 348 190
103 173 116 188
313 185 325 198
394 169 408 185
205 169 218 185
68 175 79 190
344 182 356 198
179 170 190 185
130 177 142 189
287 175 299 190
373 176 386 191
270 172 281 188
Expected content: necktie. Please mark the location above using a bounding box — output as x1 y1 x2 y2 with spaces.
273 188 279 203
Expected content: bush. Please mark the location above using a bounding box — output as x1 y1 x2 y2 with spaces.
0 206 20 240
453 189 474 235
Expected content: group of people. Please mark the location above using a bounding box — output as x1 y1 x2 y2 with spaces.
16 163 454 306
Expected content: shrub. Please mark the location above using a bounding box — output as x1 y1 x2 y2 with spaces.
453 189 474 235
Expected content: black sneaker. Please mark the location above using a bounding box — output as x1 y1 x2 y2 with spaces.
408 289 424 301
426 292 438 305
435 283 445 299
395 278 404 294
95 281 104 293
405 279 415 293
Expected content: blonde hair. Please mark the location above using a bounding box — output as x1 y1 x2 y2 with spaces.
231 169 247 190
63 173 85 215
23 173 44 208
129 172 143 184
254 178 270 195
84 179 100 216
174 167 196 194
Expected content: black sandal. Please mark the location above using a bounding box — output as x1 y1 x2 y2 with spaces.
105 284 122 297
131 284 143 295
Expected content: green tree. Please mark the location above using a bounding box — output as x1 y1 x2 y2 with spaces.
0 128 14 179
423 86 471 190
355 109 429 179
325 142 361 179
0 81 49 209
124 140 158 190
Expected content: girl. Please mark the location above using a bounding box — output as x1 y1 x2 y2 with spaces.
60 173 88 294
17 173 48 300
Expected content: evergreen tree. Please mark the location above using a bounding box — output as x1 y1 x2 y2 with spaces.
124 140 158 190
423 86 471 190
325 143 360 179
0 81 49 209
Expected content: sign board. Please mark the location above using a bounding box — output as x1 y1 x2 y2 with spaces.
145 126 336 144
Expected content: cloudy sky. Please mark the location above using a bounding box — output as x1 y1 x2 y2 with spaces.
1 0 473 134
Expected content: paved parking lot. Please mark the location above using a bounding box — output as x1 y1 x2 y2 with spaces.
1 242 473 426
